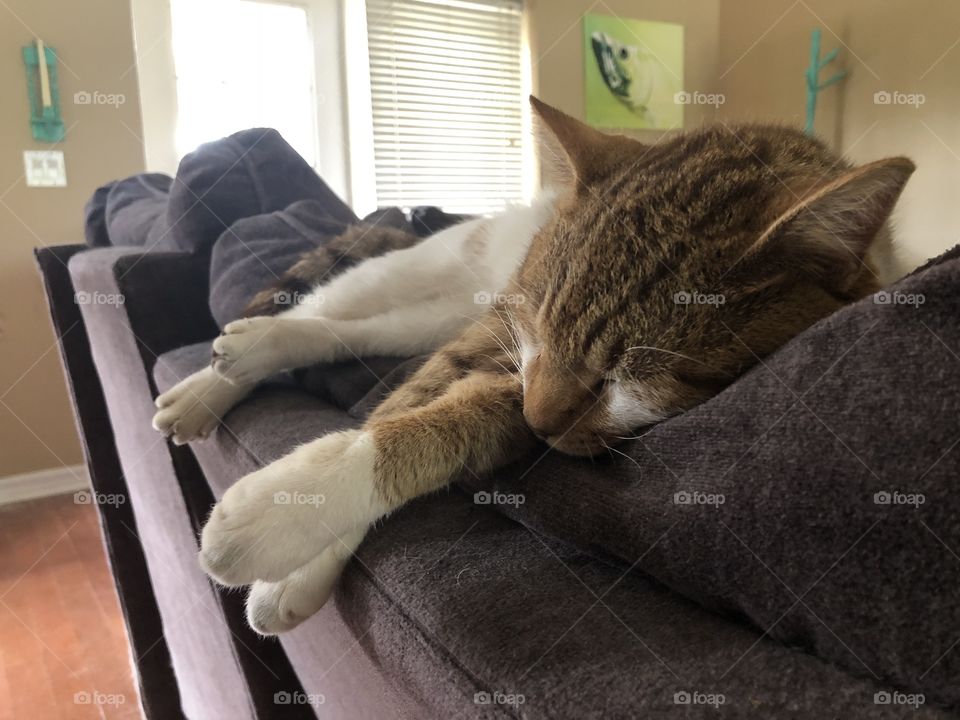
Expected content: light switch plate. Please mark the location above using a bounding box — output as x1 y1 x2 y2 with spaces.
23 150 67 187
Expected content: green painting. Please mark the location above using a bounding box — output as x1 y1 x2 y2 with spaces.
583 13 684 130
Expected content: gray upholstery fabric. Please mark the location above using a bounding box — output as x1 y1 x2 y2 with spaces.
68 249 258 719
154 328 957 718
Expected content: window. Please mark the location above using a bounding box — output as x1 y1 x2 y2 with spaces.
362 0 527 214
170 0 319 166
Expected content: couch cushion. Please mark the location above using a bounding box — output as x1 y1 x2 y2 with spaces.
457 246 960 707
153 344 951 718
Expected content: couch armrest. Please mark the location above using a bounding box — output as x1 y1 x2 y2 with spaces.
67 248 218 388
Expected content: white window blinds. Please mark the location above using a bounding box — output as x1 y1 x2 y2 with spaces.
364 0 525 214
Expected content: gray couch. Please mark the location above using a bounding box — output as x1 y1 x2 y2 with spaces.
35 235 960 719
35 125 960 720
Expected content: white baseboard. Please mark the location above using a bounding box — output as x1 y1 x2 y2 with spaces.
0 464 90 506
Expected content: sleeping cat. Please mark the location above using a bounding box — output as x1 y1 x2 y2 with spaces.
156 98 913 634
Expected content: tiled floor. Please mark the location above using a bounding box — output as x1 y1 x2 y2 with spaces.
0 494 142 719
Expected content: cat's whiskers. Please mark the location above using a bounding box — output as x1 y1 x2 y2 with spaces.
478 354 523 381
454 312 522 371
600 438 645 475
612 425 658 441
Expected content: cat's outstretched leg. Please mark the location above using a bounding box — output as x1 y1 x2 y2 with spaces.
245 527 367 635
199 370 531 587
152 366 255 445
210 297 480 385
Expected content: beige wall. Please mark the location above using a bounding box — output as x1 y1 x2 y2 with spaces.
717 0 960 266
0 1 145 476
526 0 721 182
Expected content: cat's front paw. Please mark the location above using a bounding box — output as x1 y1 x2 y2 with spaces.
199 430 386 587
211 317 289 385
152 367 251 444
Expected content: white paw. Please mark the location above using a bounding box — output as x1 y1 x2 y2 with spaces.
199 430 388 587
211 317 290 385
245 527 366 635
152 367 253 445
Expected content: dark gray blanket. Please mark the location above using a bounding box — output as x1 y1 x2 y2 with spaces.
449 246 960 710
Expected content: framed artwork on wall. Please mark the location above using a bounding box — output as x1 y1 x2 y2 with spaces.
583 13 684 130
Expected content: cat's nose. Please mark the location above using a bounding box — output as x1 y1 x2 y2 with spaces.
523 353 596 440
523 399 580 439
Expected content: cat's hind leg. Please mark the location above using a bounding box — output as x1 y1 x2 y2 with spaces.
244 527 366 635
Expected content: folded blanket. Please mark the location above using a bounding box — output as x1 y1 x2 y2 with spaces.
84 127 466 409
84 128 356 255
456 245 960 708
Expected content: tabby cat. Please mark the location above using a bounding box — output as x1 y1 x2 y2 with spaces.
157 98 913 634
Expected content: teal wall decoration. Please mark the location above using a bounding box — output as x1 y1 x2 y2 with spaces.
804 28 846 136
22 38 66 143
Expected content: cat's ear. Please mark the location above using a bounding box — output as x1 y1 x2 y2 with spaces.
741 157 915 292
530 95 644 188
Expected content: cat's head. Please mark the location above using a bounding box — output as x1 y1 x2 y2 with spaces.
509 97 914 456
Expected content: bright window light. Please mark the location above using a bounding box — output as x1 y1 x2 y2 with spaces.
170 0 318 166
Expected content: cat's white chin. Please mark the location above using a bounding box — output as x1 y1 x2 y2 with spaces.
199 430 387 587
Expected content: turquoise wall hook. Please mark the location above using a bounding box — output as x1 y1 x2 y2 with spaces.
22 38 66 143
804 28 846 136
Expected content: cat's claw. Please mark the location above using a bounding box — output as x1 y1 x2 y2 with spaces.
211 317 288 385
199 430 386 587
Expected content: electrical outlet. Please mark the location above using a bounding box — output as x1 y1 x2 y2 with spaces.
23 150 66 187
